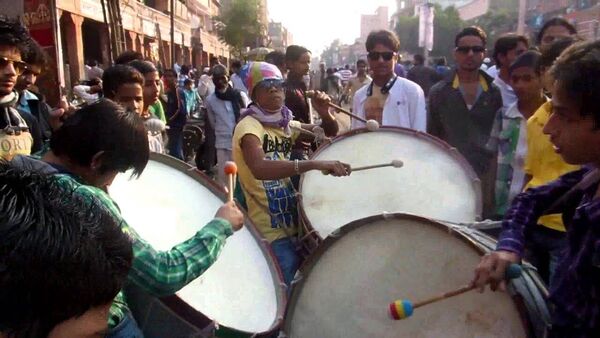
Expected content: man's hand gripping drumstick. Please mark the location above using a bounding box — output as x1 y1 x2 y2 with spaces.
305 90 380 131
321 160 404 175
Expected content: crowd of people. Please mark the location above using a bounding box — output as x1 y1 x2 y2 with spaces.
0 13 599 337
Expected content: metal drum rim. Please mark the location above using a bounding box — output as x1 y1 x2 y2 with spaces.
298 127 484 240
137 153 288 336
283 212 548 337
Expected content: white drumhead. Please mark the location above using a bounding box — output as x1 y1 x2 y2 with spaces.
301 128 481 238
109 155 281 333
285 215 527 338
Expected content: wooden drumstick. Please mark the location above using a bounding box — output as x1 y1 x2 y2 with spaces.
224 161 238 202
388 264 523 320
352 160 404 172
321 160 403 175
290 124 317 138
305 90 379 130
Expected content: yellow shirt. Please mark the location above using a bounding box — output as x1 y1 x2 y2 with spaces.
232 116 300 242
524 101 579 232
363 83 388 124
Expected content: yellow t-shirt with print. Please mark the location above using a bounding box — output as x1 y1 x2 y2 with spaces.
232 116 300 243
524 101 579 232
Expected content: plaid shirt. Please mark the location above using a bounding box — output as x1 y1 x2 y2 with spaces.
488 102 529 217
497 167 600 332
53 174 234 328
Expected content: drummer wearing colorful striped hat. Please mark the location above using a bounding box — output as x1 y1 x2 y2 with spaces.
232 62 351 286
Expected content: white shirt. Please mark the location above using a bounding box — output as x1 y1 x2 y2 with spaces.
493 74 517 113
351 77 426 131
205 90 250 150
231 73 248 94
72 85 99 103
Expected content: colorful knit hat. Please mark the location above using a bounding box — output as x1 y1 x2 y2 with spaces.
239 61 283 97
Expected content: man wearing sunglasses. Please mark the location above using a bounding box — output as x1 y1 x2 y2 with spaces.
351 30 426 131
0 17 42 160
428 26 503 218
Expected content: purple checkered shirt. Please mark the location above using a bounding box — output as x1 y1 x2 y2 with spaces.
496 167 600 334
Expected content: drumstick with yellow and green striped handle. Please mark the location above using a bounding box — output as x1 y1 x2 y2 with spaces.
388 263 522 320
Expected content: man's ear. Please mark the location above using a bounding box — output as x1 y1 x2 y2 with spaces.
90 151 105 171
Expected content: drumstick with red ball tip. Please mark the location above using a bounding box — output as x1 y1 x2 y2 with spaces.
305 90 380 131
388 264 522 320
224 161 237 202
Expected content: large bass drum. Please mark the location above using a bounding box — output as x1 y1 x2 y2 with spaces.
109 153 286 337
299 127 482 242
283 213 550 338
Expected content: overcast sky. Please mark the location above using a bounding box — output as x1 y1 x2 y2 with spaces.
267 0 398 54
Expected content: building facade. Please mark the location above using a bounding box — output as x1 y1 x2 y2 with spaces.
19 0 231 96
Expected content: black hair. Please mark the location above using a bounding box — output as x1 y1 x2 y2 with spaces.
508 50 541 75
413 54 425 65
0 162 132 337
326 68 334 75
436 57 447 66
102 65 144 99
493 34 529 67
211 64 228 77
265 50 286 67
550 40 600 128
536 17 577 45
285 45 311 62
0 16 31 57
23 39 47 69
163 68 177 77
231 60 242 69
128 60 157 75
455 26 487 47
356 59 367 66
537 36 581 72
183 78 193 86
114 50 143 65
180 64 190 75
366 30 400 52
50 99 149 177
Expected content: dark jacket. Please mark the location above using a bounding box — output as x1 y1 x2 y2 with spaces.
20 90 53 143
427 69 502 175
407 65 442 97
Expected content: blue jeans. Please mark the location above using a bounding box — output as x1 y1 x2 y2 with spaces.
524 225 567 288
106 312 144 338
166 127 184 160
271 237 301 288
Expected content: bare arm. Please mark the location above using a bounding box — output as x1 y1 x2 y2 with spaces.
240 134 350 180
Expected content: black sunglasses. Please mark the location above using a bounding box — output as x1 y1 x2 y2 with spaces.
257 78 284 90
455 46 486 54
0 57 28 74
367 51 396 61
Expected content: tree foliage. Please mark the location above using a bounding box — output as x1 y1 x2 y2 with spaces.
394 5 464 62
467 9 519 49
213 0 264 58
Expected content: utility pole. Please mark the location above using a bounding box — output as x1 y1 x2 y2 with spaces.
517 0 526 35
170 0 175 69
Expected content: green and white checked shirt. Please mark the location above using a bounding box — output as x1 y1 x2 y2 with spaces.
53 174 234 327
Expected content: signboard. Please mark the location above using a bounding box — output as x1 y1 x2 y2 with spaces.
23 0 61 107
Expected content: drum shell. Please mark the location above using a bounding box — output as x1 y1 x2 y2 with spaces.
114 154 287 337
298 127 483 248
284 213 551 338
